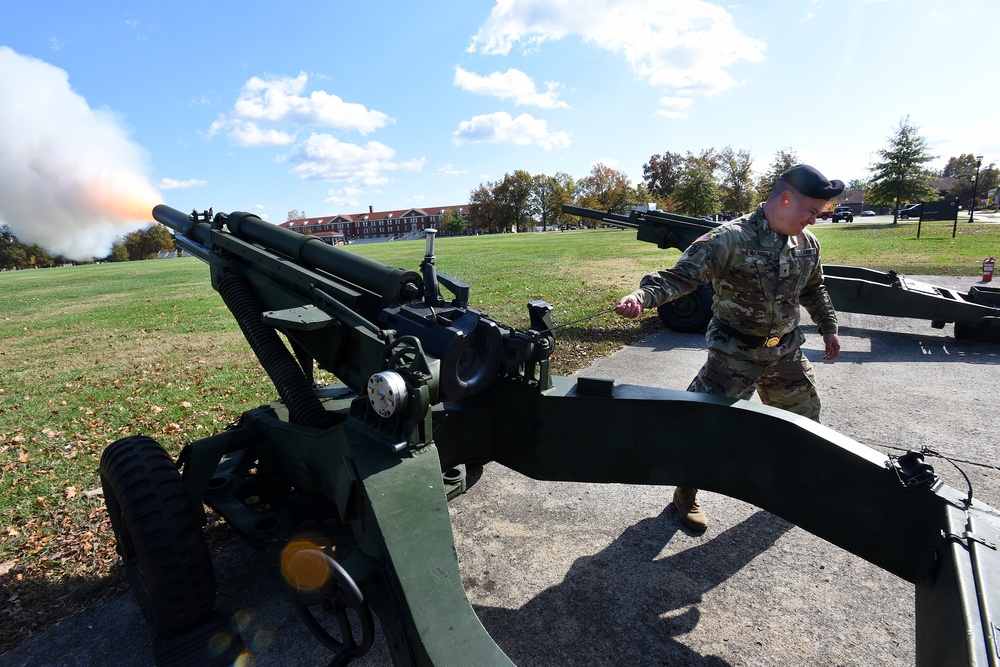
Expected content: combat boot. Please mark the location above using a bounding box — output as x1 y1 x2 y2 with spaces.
673 487 708 532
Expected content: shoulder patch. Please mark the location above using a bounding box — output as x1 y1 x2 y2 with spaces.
692 232 713 244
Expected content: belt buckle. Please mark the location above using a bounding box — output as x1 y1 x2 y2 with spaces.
764 336 781 348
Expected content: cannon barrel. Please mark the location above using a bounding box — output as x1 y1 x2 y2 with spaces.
153 205 422 304
153 203 214 246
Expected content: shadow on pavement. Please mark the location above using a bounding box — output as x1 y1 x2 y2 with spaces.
475 509 793 666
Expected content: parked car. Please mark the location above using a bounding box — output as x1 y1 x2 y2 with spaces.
861 210 875 217
832 206 854 223
816 210 832 220
898 204 922 220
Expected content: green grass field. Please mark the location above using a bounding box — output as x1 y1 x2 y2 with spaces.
1 218 997 652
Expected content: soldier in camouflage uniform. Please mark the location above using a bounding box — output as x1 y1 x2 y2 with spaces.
615 164 843 531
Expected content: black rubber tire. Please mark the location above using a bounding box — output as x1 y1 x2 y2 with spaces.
657 283 714 333
100 436 216 635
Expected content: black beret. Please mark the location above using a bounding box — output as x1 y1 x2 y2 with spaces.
778 164 844 200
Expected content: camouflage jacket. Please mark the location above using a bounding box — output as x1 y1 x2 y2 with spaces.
632 205 838 344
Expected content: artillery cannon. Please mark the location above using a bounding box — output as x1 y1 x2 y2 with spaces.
101 205 1000 666
563 204 1000 343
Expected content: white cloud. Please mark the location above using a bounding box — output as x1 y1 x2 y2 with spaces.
436 164 469 177
654 110 688 120
467 0 765 96
654 95 694 119
453 66 569 109
220 120 296 147
210 71 391 147
283 133 426 184
453 111 571 150
323 186 366 209
158 178 207 190
206 71 419 187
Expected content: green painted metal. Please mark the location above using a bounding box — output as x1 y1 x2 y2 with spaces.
105 204 1000 666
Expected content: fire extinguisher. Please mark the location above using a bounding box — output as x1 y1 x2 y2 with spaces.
984 257 996 282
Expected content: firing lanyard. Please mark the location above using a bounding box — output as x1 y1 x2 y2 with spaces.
534 306 617 337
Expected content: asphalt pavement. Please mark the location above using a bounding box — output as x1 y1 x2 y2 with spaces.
3 275 999 667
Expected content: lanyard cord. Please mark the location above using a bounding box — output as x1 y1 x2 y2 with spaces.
533 306 617 338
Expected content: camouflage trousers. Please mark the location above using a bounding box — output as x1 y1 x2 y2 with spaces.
687 344 821 421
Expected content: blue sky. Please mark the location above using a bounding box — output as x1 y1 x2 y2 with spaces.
1 0 998 260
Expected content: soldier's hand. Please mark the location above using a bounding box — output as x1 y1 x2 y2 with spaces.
615 295 643 319
822 333 841 361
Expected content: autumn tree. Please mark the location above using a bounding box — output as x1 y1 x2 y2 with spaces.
866 116 939 223
578 163 633 218
468 182 500 233
548 172 580 228
287 209 306 221
642 151 684 206
123 224 176 260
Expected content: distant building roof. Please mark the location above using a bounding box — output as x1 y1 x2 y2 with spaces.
280 205 470 228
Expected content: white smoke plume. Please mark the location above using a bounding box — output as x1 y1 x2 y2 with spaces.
0 46 161 261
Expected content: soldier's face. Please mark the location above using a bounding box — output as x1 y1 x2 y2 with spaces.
772 191 827 236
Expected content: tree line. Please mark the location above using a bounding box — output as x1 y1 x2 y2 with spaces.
0 223 175 271
462 116 998 233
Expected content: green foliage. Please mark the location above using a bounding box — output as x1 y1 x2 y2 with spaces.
718 146 756 215
866 116 940 214
943 155 998 210
108 243 130 262
0 224 27 270
642 151 684 200
439 208 467 235
756 147 800 201
495 170 534 232
0 224 62 269
673 159 721 217
122 225 176 260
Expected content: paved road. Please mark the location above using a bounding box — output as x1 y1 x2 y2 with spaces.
3 275 998 667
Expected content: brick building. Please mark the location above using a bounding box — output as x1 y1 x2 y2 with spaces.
279 205 470 244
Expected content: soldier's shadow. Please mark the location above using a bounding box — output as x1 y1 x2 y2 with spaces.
474 509 792 666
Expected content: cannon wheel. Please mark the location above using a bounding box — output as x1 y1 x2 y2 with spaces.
100 435 216 635
657 283 714 333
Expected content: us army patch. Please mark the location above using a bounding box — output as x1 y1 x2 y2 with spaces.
692 232 713 244
745 249 777 259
